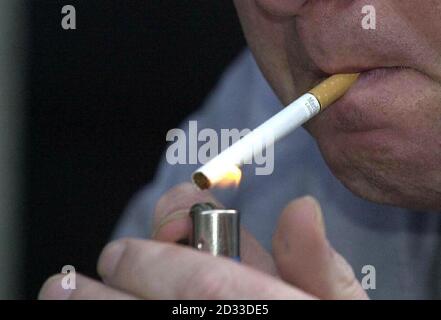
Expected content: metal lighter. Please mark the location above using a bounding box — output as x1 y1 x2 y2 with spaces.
190 203 240 261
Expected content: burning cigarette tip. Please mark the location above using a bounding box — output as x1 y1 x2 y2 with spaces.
193 164 242 190
192 172 211 190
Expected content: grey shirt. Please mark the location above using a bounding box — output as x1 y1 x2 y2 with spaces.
113 50 441 300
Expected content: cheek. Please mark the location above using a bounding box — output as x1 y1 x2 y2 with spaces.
234 0 298 102
254 0 307 17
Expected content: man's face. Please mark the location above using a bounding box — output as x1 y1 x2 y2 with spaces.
234 0 441 210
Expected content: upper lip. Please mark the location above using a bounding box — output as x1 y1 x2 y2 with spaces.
315 66 409 81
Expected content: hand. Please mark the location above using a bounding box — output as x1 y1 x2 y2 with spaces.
38 183 368 300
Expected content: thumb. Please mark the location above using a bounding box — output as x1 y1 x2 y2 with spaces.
272 196 368 300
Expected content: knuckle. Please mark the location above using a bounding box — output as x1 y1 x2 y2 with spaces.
334 253 367 299
338 272 359 297
181 263 231 299
155 191 172 220
154 183 193 220
98 238 140 278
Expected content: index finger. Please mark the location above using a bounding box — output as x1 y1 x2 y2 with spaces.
152 182 222 242
97 238 312 300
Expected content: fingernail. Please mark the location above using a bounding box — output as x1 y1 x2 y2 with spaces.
152 209 189 238
304 196 326 235
38 274 73 300
98 240 126 278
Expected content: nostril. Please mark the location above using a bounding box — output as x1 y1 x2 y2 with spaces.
255 0 308 17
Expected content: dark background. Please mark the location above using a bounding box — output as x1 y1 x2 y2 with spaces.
25 1 244 299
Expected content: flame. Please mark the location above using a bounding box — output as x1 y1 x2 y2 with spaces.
193 163 243 190
213 165 242 189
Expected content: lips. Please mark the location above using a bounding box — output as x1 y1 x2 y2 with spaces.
315 66 415 133
359 67 410 81
309 66 411 130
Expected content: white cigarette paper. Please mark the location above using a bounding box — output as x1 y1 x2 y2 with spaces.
192 94 320 189
192 73 360 189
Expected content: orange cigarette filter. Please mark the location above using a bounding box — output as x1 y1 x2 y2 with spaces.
309 73 360 110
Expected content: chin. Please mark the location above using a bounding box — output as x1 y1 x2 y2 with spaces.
310 125 441 211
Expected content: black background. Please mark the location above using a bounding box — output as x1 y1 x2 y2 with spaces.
24 1 244 299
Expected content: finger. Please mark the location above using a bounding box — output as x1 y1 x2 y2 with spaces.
152 182 277 275
97 238 314 299
272 196 368 300
39 273 137 300
240 228 278 275
152 182 221 242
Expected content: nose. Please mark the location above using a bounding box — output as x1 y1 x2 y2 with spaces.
256 0 308 16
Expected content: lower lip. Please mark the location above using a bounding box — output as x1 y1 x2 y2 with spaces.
358 67 408 83
325 67 409 132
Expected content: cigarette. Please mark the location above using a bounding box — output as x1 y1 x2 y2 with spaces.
192 73 360 190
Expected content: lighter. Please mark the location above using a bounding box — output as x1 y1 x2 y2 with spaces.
190 203 240 261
